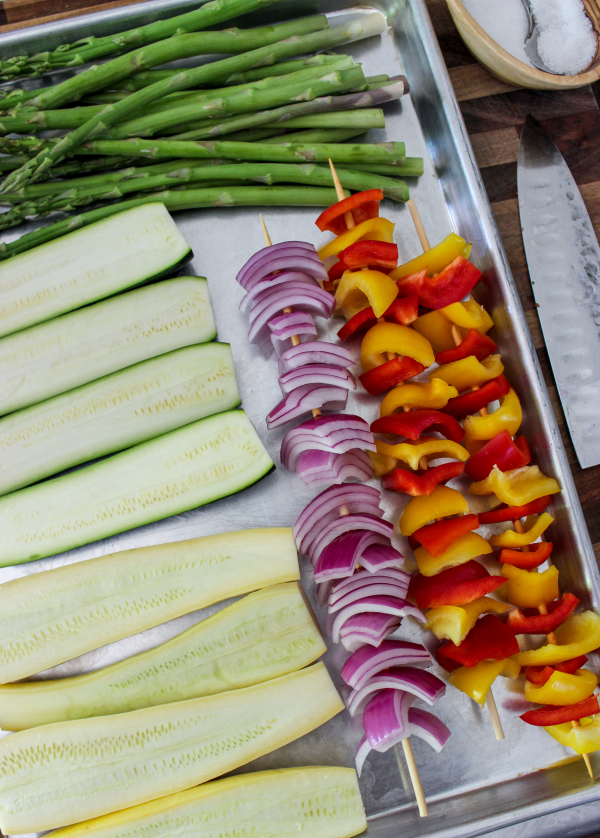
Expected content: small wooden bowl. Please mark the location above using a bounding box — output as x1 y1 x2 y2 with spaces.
446 0 600 89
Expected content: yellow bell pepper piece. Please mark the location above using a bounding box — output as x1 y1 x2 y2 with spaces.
360 322 435 371
391 233 470 279
335 269 398 319
450 659 521 705
463 431 486 457
545 715 600 754
318 217 395 260
463 388 523 441
412 310 461 352
376 437 469 471
425 597 511 645
399 485 469 536
368 449 398 477
430 355 504 393
501 564 559 609
524 669 598 707
513 612 600 667
415 533 493 577
441 296 494 334
379 380 458 414
489 513 554 547
470 464 561 505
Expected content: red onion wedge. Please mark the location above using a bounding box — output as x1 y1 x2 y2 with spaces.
316 580 335 608
240 271 319 313
355 736 372 777
329 582 410 614
269 312 317 357
279 365 356 395
278 341 355 374
408 706 451 753
281 414 376 472
294 483 382 549
342 640 432 690
238 248 326 290
236 241 315 286
266 385 349 430
331 595 426 644
361 543 405 573
296 449 374 486
309 514 393 564
330 569 410 603
313 530 390 584
248 284 335 354
363 689 415 752
339 613 402 652
346 666 446 717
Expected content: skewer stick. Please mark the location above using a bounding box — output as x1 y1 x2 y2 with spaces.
329 158 355 230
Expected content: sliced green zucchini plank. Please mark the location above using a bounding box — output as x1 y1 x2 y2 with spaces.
0 526 296 684
0 662 344 835
0 582 325 730
0 409 273 568
47 767 367 838
0 275 216 415
0 342 240 496
0 202 192 339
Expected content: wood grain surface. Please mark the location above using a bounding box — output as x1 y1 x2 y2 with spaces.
0 0 598 566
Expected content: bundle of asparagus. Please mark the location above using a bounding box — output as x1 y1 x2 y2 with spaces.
0 0 424 255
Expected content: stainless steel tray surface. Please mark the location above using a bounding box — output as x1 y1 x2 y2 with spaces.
0 2 599 837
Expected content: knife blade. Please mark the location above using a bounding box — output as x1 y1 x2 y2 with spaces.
517 115 600 469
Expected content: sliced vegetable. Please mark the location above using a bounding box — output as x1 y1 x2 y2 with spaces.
414 532 492 576
269 311 317 356
371 409 465 444
336 238 398 271
430 354 504 394
360 356 425 395
395 256 481 309
501 564 559 609
410 561 506 609
470 464 561 505
316 188 383 235
399 485 469 536
278 340 354 373
435 329 497 365
0 410 273 567
424 597 510 645
390 233 470 279
383 462 465 496
524 668 597 707
346 666 446 716
360 321 434 370
498 541 554 569
296 448 373 486
237 240 324 288
450 659 520 705
293 483 382 552
463 388 523 442
281 414 376 471
440 296 494 333
521 695 600 726
0 203 192 339
379 379 458 414
464 431 531 482
489 513 554 548
413 514 480 557
544 715 600 755
478 495 552 525
335 268 398 318
267 384 350 429
442 374 511 419
513 612 600 667
341 639 431 689
314 530 392 583
436 614 520 670
318 217 395 260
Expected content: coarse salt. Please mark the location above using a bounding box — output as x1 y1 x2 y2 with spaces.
529 0 597 75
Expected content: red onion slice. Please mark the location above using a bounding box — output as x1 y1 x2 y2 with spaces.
309 515 393 564
266 385 349 430
361 543 405 573
248 284 335 354
316 580 335 608
293 483 382 548
346 666 447 717
331 595 426 644
329 583 410 614
313 530 390 584
408 707 451 753
279 365 356 395
269 312 317 357
240 271 319 313
278 341 355 374
239 250 326 290
296 449 374 486
282 414 376 472
341 640 432 690
363 689 415 752
339 613 402 652
236 242 320 287
330 569 410 601
355 736 371 777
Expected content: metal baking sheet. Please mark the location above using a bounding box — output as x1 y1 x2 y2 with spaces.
0 1 599 836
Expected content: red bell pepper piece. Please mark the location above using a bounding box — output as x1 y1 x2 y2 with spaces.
327 261 346 283
396 255 482 310
412 513 480 557
337 307 378 340
521 695 600 726
436 645 462 672
383 462 465 496
371 409 465 444
525 656 589 685
385 294 419 325
557 655 589 674
316 189 383 235
337 239 398 271
442 374 511 419
437 614 520 670
435 329 498 365
360 356 425 396
498 541 554 570
507 592 580 635
410 560 507 609
464 430 532 481
478 495 552 525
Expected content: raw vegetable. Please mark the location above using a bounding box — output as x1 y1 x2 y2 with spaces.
45 767 367 838
0 582 324 730
0 276 216 415
0 662 343 834
0 202 191 338
0 526 298 684
0 410 273 567
0 343 239 495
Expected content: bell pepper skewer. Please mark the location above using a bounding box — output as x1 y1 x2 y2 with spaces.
329 160 429 819
512 520 594 778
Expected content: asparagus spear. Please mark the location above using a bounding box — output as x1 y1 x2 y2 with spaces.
0 14 387 192
0 0 287 81
0 186 344 260
262 128 367 143
347 159 425 177
259 108 385 129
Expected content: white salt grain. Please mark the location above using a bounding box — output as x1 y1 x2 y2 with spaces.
529 0 597 75
462 0 533 66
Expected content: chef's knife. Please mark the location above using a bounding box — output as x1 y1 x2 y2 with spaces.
517 115 600 469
